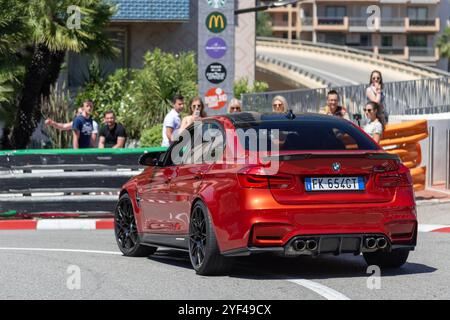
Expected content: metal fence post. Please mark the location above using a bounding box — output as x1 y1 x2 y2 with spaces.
427 126 434 187
446 129 450 190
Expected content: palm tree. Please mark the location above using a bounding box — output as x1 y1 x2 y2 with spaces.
437 26 450 72
9 0 118 149
0 0 28 104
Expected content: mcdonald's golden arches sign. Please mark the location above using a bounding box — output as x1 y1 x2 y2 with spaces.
206 12 227 33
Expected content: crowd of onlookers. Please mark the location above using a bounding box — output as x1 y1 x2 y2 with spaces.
43 69 386 149
161 69 387 146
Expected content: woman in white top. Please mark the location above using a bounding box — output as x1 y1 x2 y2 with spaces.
363 102 384 143
366 70 388 123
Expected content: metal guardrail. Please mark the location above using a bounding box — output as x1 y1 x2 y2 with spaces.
256 36 450 78
241 77 450 116
0 147 166 215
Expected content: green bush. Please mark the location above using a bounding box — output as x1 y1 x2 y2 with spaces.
139 124 163 147
234 77 269 98
74 49 197 140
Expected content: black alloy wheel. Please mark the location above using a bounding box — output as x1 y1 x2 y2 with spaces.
189 201 233 275
115 193 157 257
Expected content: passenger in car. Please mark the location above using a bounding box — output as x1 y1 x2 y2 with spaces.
320 90 350 120
228 98 242 113
272 95 288 113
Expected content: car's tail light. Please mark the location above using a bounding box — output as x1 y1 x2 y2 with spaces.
237 166 295 189
375 164 412 188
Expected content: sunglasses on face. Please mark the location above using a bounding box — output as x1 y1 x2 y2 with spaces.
230 107 241 111
192 104 201 108
372 77 380 80
363 108 374 113
273 103 283 107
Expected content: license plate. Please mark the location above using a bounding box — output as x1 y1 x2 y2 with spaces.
305 177 365 191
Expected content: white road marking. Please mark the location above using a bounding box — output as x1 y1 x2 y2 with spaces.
287 279 351 300
0 247 122 255
37 219 97 230
418 224 450 233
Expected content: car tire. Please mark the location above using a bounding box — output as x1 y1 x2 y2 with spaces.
189 201 233 276
115 193 157 257
363 249 410 268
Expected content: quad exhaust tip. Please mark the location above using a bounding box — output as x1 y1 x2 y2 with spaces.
365 237 377 249
293 239 306 251
376 237 388 249
306 239 318 251
365 237 388 249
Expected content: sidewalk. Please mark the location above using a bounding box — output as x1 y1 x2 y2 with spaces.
415 182 450 205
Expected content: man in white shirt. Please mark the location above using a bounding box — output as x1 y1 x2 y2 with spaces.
162 94 184 147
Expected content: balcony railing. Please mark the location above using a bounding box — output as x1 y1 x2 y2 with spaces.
301 17 314 26
380 18 405 27
409 19 437 26
317 17 345 25
378 47 406 55
409 47 436 57
349 18 368 27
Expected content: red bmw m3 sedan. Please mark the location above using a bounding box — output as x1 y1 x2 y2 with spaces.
114 112 417 275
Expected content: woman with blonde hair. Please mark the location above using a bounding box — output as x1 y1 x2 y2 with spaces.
228 98 242 113
272 95 288 113
179 97 207 132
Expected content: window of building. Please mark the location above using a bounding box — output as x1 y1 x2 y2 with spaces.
282 13 288 22
325 6 346 18
68 28 127 90
408 7 428 20
360 34 372 46
381 35 393 47
407 34 427 47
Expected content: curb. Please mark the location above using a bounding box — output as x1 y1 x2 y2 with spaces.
0 219 114 230
0 219 450 233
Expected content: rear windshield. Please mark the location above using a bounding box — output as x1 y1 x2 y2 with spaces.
236 120 379 151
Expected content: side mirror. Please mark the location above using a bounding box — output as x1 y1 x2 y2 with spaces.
139 151 165 167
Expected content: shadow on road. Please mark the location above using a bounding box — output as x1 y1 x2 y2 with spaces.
147 249 437 280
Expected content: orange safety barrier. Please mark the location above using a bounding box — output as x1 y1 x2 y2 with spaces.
382 120 428 192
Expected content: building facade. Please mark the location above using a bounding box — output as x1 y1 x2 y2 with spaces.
68 0 256 89
263 0 443 66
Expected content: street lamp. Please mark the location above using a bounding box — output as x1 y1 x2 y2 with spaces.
235 0 303 15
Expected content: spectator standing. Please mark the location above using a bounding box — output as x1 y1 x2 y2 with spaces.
320 90 350 120
272 95 288 113
366 70 388 123
363 102 384 143
72 100 96 149
179 97 207 132
228 98 242 113
45 107 99 143
98 110 126 148
162 94 184 147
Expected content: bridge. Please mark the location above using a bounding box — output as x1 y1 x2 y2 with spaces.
256 37 450 88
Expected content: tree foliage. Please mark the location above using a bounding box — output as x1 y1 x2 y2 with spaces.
0 0 118 149
437 26 450 71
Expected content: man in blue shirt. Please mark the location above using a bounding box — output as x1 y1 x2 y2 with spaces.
72 100 96 149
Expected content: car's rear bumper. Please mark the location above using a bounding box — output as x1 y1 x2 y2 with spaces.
212 189 417 253
222 232 417 257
